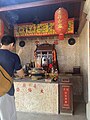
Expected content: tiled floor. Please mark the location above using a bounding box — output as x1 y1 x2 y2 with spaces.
17 102 87 120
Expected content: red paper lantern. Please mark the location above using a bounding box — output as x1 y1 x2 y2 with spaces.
54 8 68 40
0 19 4 38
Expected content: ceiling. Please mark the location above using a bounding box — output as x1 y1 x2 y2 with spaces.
0 0 85 35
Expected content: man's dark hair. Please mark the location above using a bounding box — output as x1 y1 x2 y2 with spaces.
1 35 16 45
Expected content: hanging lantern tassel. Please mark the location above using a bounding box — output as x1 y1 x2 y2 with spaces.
54 8 68 40
59 33 64 40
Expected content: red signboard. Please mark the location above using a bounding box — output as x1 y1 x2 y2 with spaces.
14 18 74 37
62 86 71 109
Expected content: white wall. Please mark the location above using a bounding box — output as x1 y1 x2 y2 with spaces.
16 36 80 73
79 21 89 102
86 22 90 120
88 23 90 101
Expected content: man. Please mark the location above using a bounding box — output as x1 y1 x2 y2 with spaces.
0 35 25 120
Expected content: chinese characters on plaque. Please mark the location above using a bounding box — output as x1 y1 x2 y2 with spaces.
14 18 74 37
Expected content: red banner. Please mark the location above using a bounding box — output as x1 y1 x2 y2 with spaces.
62 86 71 109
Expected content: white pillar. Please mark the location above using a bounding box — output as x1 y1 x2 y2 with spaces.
83 1 90 119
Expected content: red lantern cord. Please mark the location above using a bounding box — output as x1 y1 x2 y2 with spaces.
59 34 64 40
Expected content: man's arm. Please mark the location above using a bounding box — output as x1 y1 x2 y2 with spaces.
16 68 25 78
